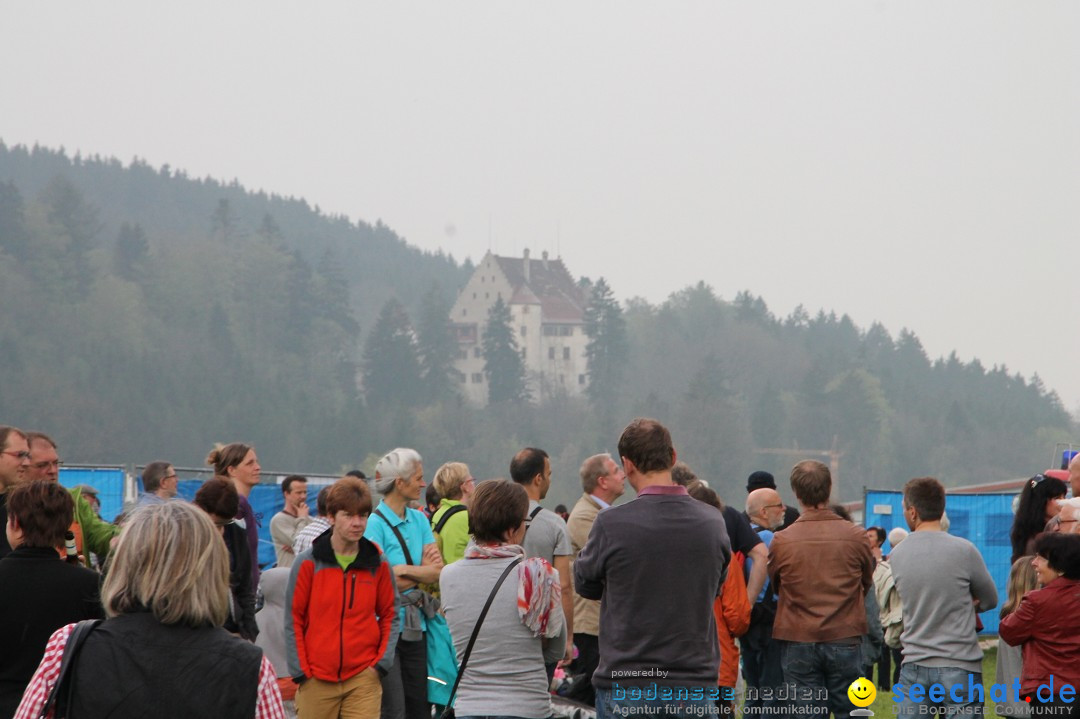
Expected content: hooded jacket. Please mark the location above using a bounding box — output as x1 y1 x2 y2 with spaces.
285 527 399 683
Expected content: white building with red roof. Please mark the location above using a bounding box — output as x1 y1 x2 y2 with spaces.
450 249 589 404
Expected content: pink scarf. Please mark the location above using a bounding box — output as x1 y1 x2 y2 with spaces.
464 541 561 637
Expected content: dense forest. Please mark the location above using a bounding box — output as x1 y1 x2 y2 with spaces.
0 141 1073 509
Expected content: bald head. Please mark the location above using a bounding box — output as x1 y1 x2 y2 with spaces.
746 488 784 530
1069 454 1080 498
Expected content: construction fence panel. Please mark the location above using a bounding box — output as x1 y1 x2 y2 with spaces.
59 466 126 524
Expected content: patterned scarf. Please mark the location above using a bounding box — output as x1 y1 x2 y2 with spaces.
464 541 561 637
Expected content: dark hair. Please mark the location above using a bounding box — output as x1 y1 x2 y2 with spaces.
618 418 674 474
282 475 307 494
1012 474 1068 563
1034 533 1080 579
831 504 853 522
326 477 372 516
790 460 831 506
142 461 172 493
686 480 723 511
345 470 367 480
205 442 252 475
194 477 239 519
426 483 441 508
904 477 945 522
510 448 549 485
7 480 74 548
867 526 886 547
315 485 331 516
670 461 697 487
471 478 529 544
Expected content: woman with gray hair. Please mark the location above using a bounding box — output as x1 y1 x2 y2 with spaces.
15 501 284 718
363 448 444 719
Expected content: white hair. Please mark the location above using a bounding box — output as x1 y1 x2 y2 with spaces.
374 447 423 495
887 526 909 547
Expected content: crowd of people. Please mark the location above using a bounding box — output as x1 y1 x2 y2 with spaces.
2 421 1080 719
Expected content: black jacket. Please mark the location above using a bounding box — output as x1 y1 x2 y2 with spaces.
0 545 103 717
223 522 259 641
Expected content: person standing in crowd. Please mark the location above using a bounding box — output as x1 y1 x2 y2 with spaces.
208 442 263 587
890 477 997 717
510 447 575 671
286 477 398 719
364 448 443 719
565 452 626 707
15 501 284 719
441 478 566 719
194 477 259 641
0 481 103 717
1010 473 1067 563
26 431 119 567
430 461 476 565
1000 534 1080 714
0 426 31 559
673 462 767 603
137 461 180 507
686 481 750 716
271 475 311 569
575 418 730 719
293 485 332 556
995 555 1036 718
768 460 873 719
742 487 786 712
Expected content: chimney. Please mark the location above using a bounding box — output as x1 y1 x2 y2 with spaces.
541 250 549 270
523 248 530 284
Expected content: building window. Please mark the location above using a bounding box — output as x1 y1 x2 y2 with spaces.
485 292 489 299
481 276 485 283
578 374 586 385
563 347 570 360
521 348 527 359
521 326 527 336
474 347 482 358
548 347 555 360
543 325 557 336
457 350 467 360
471 373 483 383
462 309 467 317
560 326 572 336
472 292 476 299
522 305 530 314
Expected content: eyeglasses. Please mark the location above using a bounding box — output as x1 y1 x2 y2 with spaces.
1061 520 1078 526
763 503 785 510
162 474 178 481
1 450 30 460
31 460 63 471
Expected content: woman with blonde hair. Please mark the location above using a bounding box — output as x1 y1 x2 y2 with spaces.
16 501 284 718
995 556 1037 717
430 461 476 565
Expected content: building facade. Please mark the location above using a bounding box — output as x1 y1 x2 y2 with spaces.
450 249 588 405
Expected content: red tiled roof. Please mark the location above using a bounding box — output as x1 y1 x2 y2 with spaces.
494 254 586 322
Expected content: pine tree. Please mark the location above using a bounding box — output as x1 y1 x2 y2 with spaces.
416 285 458 401
483 297 529 404
583 278 627 403
362 298 423 407
113 222 149 280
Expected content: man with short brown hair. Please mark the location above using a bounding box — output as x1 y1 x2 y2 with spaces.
0 426 30 559
768 460 874 719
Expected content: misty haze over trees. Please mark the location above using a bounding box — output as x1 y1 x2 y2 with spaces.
0 142 1073 509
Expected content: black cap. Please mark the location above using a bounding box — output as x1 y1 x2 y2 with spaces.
746 470 776 493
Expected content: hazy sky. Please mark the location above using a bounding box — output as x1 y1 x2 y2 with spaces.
3 2 1078 413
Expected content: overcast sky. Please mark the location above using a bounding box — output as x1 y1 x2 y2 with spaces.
3 2 1078 414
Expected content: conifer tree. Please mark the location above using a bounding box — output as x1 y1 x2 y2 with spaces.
483 297 529 404
362 298 422 407
583 278 627 403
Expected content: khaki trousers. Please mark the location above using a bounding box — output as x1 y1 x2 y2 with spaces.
296 668 382 719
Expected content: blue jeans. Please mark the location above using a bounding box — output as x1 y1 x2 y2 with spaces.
595 686 721 719
896 664 985 717
781 640 863 719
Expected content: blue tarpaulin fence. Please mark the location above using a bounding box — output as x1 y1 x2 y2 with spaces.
58 467 125 525
863 489 1014 635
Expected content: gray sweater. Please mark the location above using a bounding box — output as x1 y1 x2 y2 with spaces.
441 555 565 718
889 530 998 672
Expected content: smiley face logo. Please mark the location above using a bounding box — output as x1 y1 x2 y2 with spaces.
848 677 876 707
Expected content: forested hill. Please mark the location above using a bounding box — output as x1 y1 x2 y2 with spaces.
0 141 1072 506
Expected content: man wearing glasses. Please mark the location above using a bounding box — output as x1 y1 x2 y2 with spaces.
25 431 119 567
0 425 31 559
1057 499 1080 535
136 461 180 507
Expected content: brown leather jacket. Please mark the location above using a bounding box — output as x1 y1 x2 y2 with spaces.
768 508 874 643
